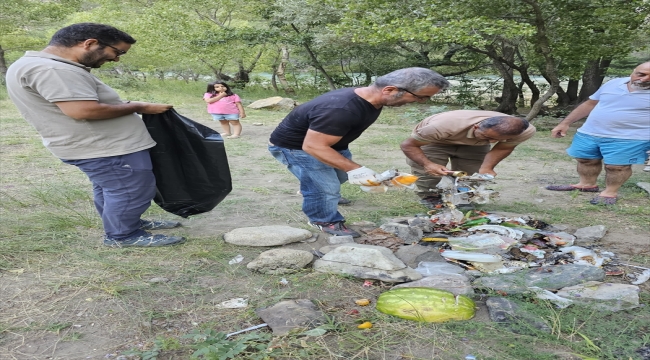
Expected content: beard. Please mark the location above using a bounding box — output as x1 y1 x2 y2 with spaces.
78 49 112 68
630 80 650 90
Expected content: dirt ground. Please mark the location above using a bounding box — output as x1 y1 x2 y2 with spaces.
1 104 649 359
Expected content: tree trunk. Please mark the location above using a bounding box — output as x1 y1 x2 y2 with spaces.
271 64 279 92
234 60 250 86
566 79 579 103
276 46 295 95
493 61 519 114
523 0 560 121
578 58 611 102
518 67 540 107
291 23 336 90
555 85 570 107
0 44 7 84
491 46 518 114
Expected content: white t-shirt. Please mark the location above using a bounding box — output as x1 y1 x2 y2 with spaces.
6 51 155 160
578 77 650 140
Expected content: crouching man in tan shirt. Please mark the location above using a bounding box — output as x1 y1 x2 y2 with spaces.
400 110 536 208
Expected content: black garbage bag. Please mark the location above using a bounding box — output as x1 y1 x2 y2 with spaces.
142 109 231 218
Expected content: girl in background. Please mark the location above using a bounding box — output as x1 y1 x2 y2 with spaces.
204 82 246 139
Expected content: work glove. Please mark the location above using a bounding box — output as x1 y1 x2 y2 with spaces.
347 166 380 186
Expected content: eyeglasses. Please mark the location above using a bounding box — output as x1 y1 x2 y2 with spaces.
99 42 127 57
397 87 431 101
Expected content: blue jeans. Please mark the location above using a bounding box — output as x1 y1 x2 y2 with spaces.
269 145 350 223
61 150 156 240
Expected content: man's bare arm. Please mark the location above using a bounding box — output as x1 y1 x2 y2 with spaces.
479 143 516 176
400 137 450 175
55 100 172 120
551 99 598 138
302 130 362 172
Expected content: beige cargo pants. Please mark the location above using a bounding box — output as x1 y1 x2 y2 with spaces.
406 144 491 199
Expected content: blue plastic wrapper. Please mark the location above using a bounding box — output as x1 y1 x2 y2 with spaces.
143 109 232 217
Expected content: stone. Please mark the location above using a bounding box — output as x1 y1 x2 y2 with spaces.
393 274 474 296
556 281 640 312
486 297 551 334
407 217 433 233
317 243 406 270
549 224 570 232
312 243 422 283
380 223 423 244
328 235 355 245
473 264 605 295
319 245 343 254
246 249 313 275
395 244 442 268
148 277 169 283
573 225 607 243
636 182 650 196
256 299 326 336
224 225 313 246
247 97 297 110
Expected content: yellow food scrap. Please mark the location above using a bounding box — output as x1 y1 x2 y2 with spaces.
357 321 373 329
355 299 371 306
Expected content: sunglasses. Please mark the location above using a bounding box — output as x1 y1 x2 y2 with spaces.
99 42 127 57
397 87 431 101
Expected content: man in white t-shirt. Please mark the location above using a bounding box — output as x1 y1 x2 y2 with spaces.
6 23 185 247
546 62 650 205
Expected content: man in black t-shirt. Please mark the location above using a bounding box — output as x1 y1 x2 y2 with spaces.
269 67 449 237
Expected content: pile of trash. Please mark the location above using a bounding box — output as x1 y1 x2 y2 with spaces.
401 208 648 285
435 173 498 207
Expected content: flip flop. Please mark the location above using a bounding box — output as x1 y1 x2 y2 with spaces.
227 135 241 139
545 184 600 192
589 195 618 205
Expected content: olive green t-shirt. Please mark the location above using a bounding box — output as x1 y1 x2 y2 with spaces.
6 51 155 160
411 110 536 146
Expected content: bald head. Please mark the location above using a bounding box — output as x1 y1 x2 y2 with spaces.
630 62 650 90
478 116 530 136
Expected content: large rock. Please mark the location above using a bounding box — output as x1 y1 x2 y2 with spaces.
256 300 325 336
574 225 607 243
393 274 474 296
247 96 297 110
247 249 314 275
312 243 422 283
224 225 313 246
380 223 423 244
473 264 605 294
556 281 640 312
395 244 443 268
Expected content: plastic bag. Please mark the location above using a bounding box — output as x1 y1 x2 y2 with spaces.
359 169 418 193
143 109 232 218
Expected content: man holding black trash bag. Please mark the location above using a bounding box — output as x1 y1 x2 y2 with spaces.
269 67 450 237
6 23 185 248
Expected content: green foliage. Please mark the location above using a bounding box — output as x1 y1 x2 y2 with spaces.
182 329 274 359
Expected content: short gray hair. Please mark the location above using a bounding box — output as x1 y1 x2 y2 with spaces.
374 67 450 92
479 116 529 135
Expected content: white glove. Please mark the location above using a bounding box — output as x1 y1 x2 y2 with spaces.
347 166 380 186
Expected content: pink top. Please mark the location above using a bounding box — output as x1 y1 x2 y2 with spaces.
204 93 242 114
